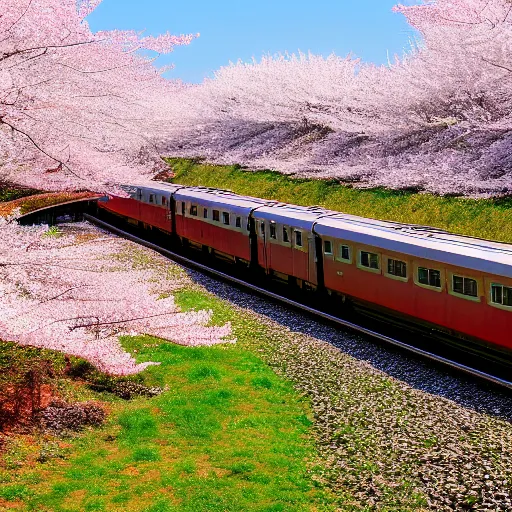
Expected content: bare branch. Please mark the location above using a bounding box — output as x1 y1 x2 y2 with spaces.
0 0 34 36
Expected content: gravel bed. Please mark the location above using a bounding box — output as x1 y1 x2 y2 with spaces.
190 271 512 511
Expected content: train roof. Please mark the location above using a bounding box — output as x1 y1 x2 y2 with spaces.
121 183 512 277
253 204 331 230
120 183 184 198
174 187 274 215
313 214 512 278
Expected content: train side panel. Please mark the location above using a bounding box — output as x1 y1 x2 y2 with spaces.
174 197 252 261
322 240 512 350
258 240 312 283
138 201 172 232
98 196 141 222
99 188 173 233
177 214 251 260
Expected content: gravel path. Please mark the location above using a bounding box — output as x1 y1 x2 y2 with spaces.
190 271 512 511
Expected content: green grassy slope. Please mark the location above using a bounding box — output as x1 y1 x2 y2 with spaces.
1 289 338 512
166 158 512 243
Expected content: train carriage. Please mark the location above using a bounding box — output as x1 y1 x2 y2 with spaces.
252 205 328 287
97 180 511 358
174 188 271 263
98 183 182 233
313 214 512 349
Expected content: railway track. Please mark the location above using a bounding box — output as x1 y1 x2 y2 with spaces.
82 213 512 392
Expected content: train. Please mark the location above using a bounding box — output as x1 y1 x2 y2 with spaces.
97 182 512 360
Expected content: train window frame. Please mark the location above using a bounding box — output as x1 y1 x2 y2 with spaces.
413 264 444 292
335 244 352 264
448 272 481 302
222 212 230 225
323 239 333 255
149 194 155 204
212 209 220 222
181 201 185 215
235 216 242 228
260 221 265 237
282 226 290 244
203 208 208 219
161 196 167 207
384 256 408 282
269 221 277 239
357 249 381 274
190 205 198 217
294 230 303 248
489 282 512 311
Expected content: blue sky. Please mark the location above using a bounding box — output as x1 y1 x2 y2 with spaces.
87 0 419 84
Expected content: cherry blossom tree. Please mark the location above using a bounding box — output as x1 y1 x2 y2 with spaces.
161 0 512 197
0 0 197 192
0 216 232 375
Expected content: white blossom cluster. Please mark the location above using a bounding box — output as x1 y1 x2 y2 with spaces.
0 219 233 375
160 0 512 196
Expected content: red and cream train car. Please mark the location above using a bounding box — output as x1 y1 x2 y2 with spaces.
174 188 271 264
97 182 512 353
252 205 326 287
98 183 182 233
314 214 512 351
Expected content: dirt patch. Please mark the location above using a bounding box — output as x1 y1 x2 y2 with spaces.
0 498 24 510
0 382 56 433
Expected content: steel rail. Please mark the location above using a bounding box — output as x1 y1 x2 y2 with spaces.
84 214 512 391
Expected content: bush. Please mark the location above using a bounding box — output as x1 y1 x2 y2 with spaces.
40 400 106 434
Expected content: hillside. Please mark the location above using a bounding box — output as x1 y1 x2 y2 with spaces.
159 1 512 197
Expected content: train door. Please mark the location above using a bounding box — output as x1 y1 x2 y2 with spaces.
308 234 318 285
136 188 143 221
291 228 307 283
257 220 269 272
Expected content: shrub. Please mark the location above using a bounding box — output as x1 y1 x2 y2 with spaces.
40 400 106 434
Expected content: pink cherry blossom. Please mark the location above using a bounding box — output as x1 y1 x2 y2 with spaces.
0 0 196 193
160 1 512 197
0 217 233 376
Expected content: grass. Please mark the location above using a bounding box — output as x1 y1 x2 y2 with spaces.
0 185 40 203
0 190 98 218
165 157 512 243
0 342 66 390
0 288 338 512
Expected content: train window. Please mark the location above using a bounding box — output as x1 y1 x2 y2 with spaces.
137 189 142 200
260 222 265 236
339 245 350 261
190 205 198 216
161 196 167 206
149 194 155 204
181 202 185 215
294 230 303 247
387 258 407 278
203 208 208 219
324 240 332 254
236 216 241 228
491 284 512 307
269 222 276 239
360 251 379 270
452 275 478 297
283 226 289 243
212 210 220 222
222 212 230 225
418 267 441 288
